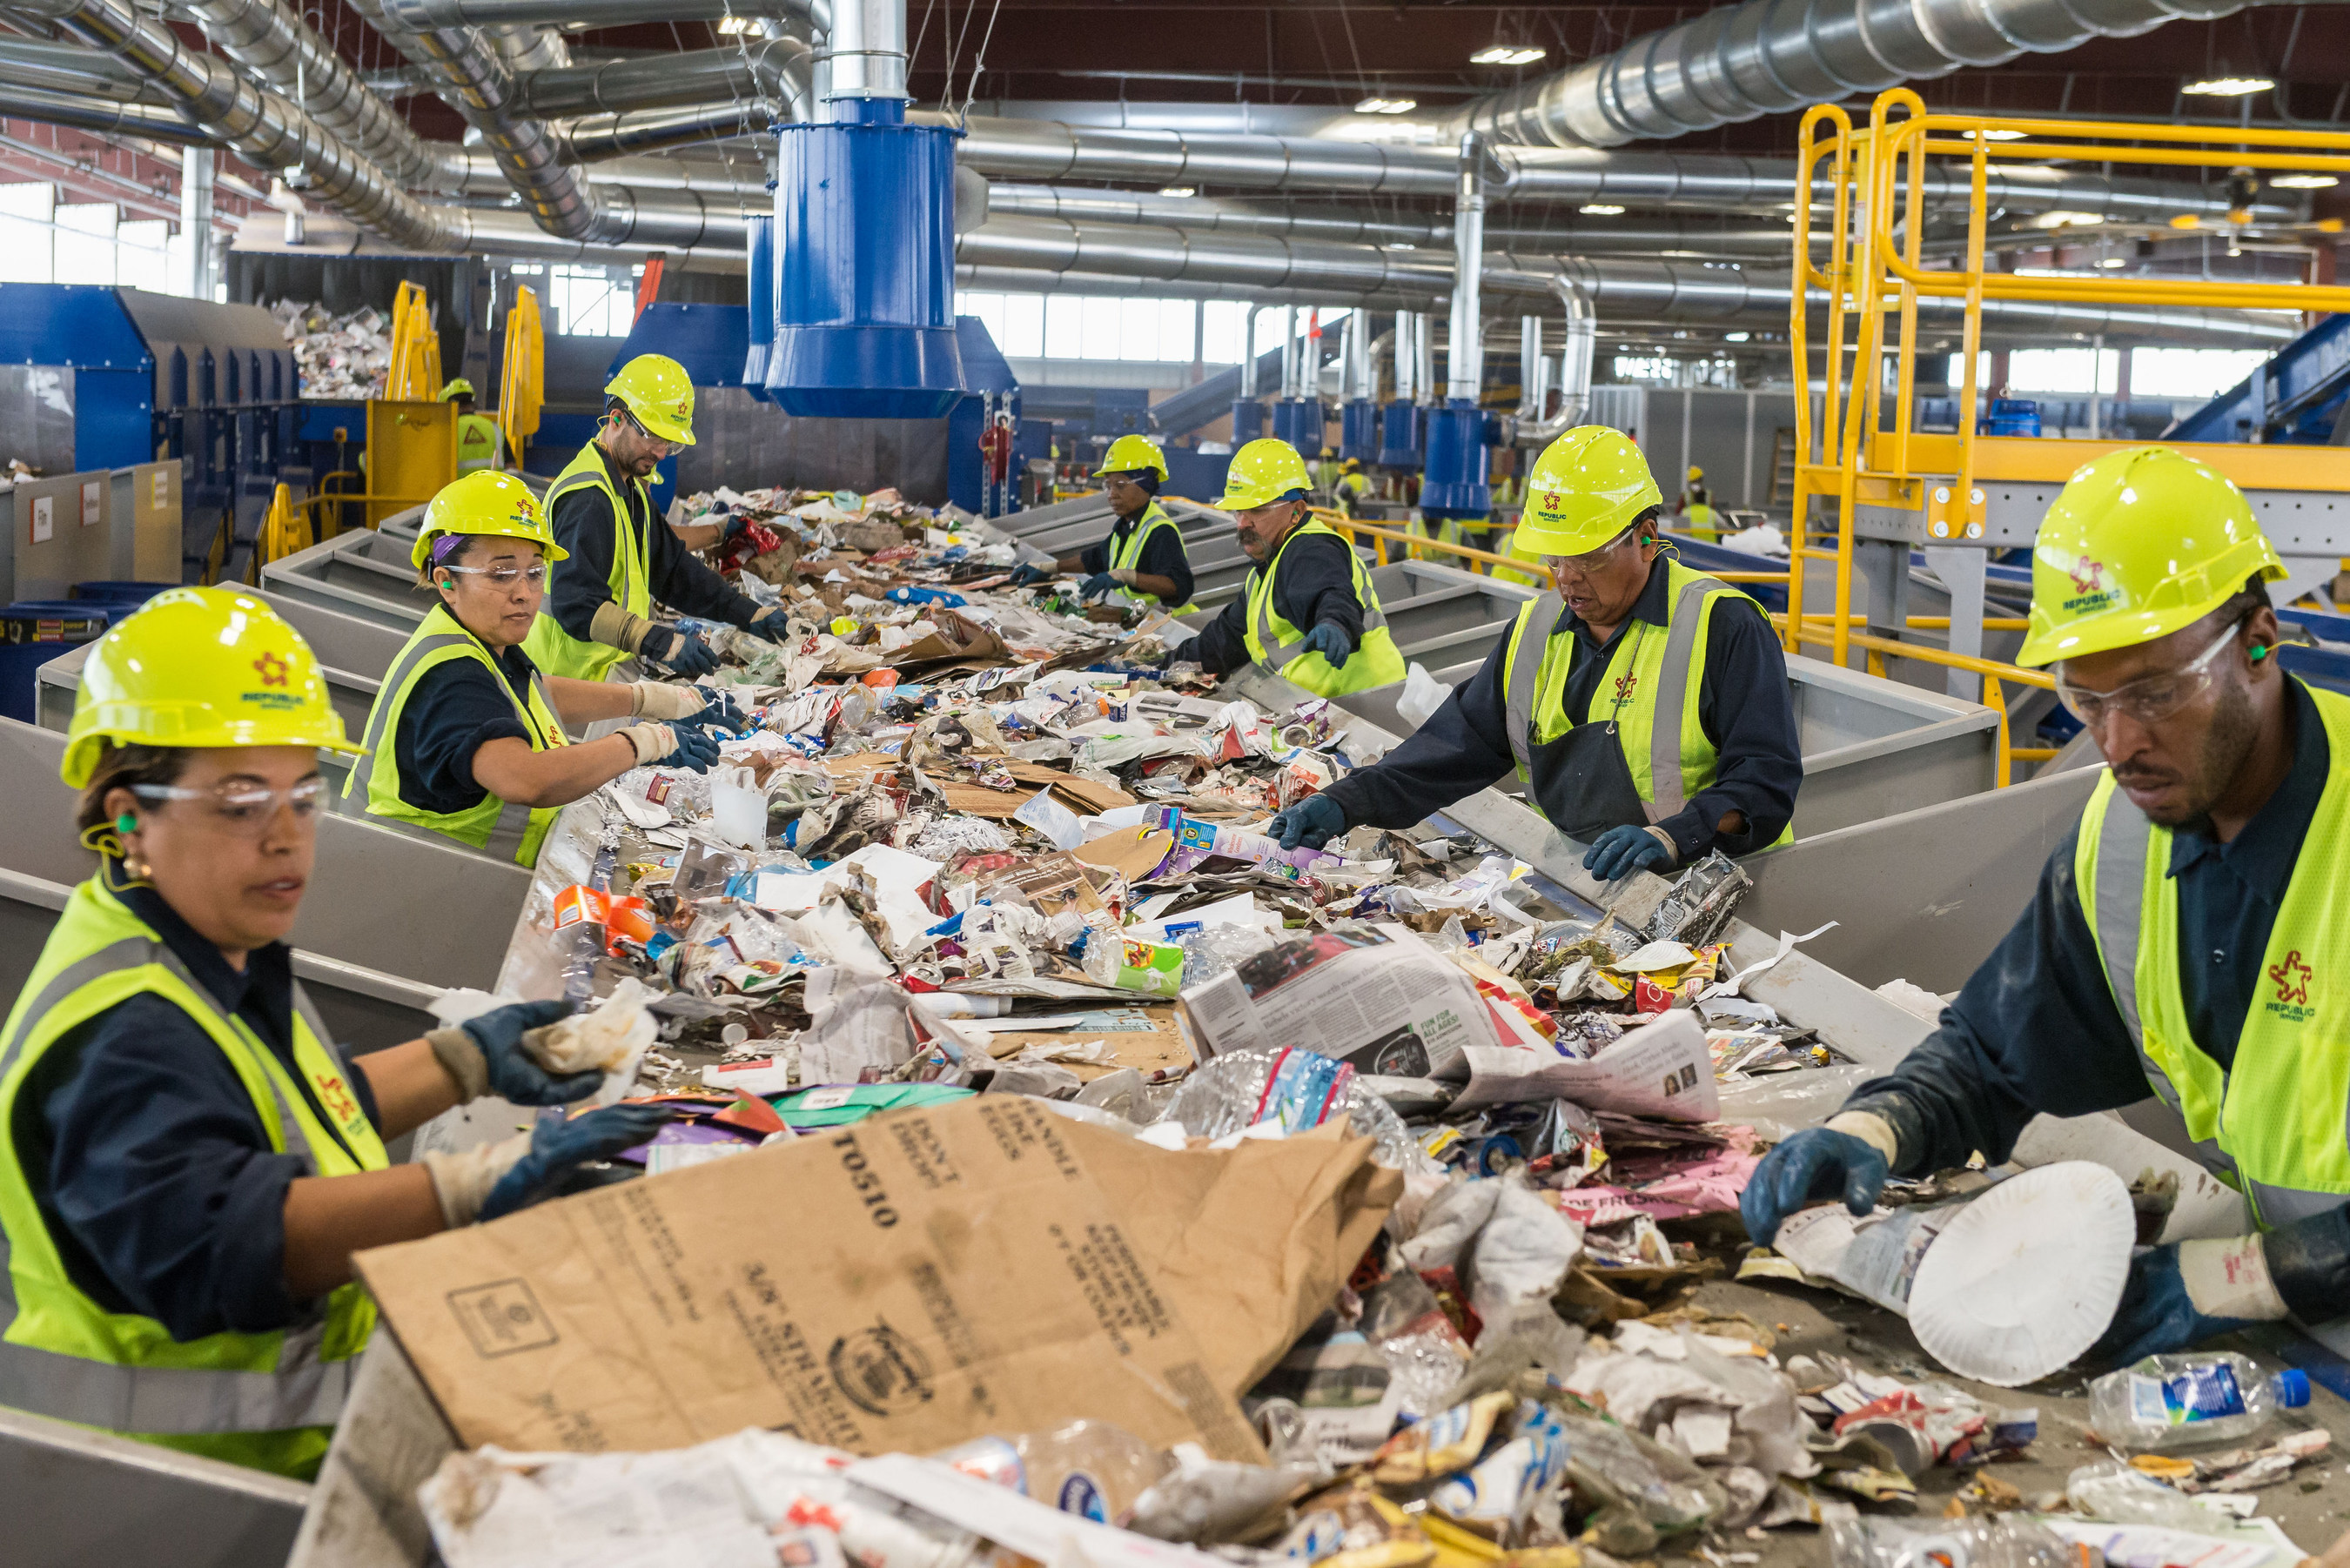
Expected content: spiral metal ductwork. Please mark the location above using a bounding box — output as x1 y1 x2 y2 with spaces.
1454 0 2316 149
378 0 830 33
0 80 211 142
512 40 809 117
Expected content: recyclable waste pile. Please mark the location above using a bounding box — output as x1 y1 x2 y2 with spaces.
273 299 393 399
394 495 2337 1568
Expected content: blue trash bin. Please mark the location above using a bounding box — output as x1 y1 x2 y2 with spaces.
70 580 179 611
0 601 113 725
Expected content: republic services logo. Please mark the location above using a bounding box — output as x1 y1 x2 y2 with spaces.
252 652 291 687
2069 556 2104 595
2270 950 2313 1007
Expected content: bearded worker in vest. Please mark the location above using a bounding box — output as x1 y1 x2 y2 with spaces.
349 471 729 868
1007 433 1197 612
525 353 789 683
0 587 675 1478
1173 438 1405 699
1742 446 2350 1366
1265 426 1800 881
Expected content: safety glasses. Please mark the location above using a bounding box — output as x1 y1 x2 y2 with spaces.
441 562 548 590
612 405 679 456
1548 527 1639 579
132 776 326 834
2056 620 2245 732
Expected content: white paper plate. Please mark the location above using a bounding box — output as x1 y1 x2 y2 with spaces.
1907 1161 2136 1387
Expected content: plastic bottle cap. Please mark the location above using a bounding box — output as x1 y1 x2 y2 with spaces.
2276 1368 2312 1408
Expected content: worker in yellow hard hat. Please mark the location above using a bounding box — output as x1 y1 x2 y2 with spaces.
1335 456 1373 519
1680 463 1719 540
1741 446 2350 1368
525 353 789 685
1269 426 1799 879
440 378 501 477
0 587 673 1479
349 471 732 868
1173 438 1405 698
1008 433 1197 612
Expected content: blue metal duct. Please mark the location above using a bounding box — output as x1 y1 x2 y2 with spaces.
1271 398 1323 456
742 213 776 403
1420 403 1490 519
1377 400 1423 468
1231 399 1266 445
1340 399 1377 464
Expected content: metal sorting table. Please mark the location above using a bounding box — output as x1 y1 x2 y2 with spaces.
1308 646 2002 841
262 525 438 634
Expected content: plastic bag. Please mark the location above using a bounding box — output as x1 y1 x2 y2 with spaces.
1157 1047 1433 1172
1828 1515 2082 1568
1396 662 1455 729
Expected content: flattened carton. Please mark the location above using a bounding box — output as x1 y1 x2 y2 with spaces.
356 1097 1270 1463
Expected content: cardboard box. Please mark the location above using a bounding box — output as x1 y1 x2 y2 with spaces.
358 1098 1395 1462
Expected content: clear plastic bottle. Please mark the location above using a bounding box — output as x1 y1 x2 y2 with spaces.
2086 1354 2310 1451
2065 1462 2230 1535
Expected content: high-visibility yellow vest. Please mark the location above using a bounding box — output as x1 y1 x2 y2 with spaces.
1241 519 1406 697
347 603 567 867
455 412 501 476
2078 683 2350 1230
1500 557 1792 845
0 872 386 1479
524 444 653 682
1107 500 1198 613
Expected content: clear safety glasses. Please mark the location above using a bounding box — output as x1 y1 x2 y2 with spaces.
1548 527 1638 578
132 776 326 834
442 562 548 590
2056 620 2245 732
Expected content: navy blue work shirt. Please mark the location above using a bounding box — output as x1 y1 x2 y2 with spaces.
1192 529 1367 676
15 856 381 1341
1078 506 1196 607
1848 675 2329 1174
1321 553 1803 861
394 627 545 815
546 444 762 642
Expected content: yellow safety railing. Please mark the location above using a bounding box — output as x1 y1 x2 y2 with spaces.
258 484 306 566
1783 91 2350 785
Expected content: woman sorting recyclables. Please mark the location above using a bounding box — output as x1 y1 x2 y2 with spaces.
0 586 676 1477
1009 433 1199 613
347 469 734 868
1266 426 1802 884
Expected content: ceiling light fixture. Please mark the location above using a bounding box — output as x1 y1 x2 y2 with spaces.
1470 44 1547 65
715 14 754 32
2029 210 2106 229
1353 97 1418 115
1971 128 2028 141
1158 186 1196 198
2098 256 2126 268
1580 203 1625 216
2273 173 2340 190
2183 75 2273 97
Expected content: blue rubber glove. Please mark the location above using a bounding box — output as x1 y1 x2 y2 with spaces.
643 624 721 678
2089 1243 2263 1367
1009 563 1049 587
458 999 601 1106
1739 1126 1890 1246
478 1103 678 1223
745 607 793 645
886 586 969 607
1300 621 1353 668
1266 793 1347 851
717 507 747 543
674 690 747 733
658 725 722 773
1584 823 1675 881
1078 572 1120 601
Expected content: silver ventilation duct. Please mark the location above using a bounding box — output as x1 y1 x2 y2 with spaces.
0 35 154 94
547 97 791 163
952 219 2297 347
1453 0 2317 148
379 0 830 31
1447 134 1491 403
0 81 211 142
512 41 809 117
1516 289 1595 446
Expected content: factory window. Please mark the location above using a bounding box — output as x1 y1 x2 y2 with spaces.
0 187 179 292
117 220 171 293
2127 348 2273 400
1612 355 1679 383
954 291 1260 365
0 183 54 282
56 203 118 287
518 263 636 337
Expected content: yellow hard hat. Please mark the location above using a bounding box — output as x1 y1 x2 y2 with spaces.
1342 458 1363 472
1686 465 1703 482
605 353 696 446
440 378 475 402
62 587 364 788
1100 433 1169 481
1515 426 1664 555
412 470 569 570
2017 445 2286 667
1220 439 1312 512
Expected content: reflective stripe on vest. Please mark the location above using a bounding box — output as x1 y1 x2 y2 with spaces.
1501 564 1735 826
0 882 382 1451
347 606 564 865
526 445 652 682
2078 686 2350 1228
1240 521 1400 691
1109 503 1198 613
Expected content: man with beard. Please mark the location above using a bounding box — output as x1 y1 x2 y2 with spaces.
1742 446 2350 1363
